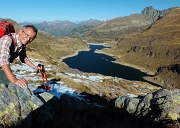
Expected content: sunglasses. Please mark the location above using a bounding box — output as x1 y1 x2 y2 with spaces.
22 30 34 42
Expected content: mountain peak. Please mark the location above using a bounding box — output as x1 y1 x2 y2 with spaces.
141 6 175 21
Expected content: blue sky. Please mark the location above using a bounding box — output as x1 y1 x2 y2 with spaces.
0 0 179 23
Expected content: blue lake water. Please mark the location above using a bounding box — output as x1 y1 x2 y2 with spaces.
63 44 156 84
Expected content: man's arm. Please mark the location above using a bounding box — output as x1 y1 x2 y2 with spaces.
24 57 39 70
1 64 28 87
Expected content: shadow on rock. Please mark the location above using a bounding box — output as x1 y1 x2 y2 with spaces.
0 83 171 128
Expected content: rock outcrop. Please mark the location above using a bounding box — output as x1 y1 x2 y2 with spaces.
0 83 59 127
141 6 176 21
115 89 180 127
0 82 180 127
0 83 42 124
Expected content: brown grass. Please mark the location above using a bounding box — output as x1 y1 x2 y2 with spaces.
59 75 94 94
94 8 180 88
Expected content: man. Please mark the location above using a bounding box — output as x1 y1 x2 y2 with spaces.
0 25 40 88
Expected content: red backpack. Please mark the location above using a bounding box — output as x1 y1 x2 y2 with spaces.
0 21 16 45
0 21 15 37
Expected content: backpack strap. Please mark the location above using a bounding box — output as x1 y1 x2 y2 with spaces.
9 34 17 47
8 34 20 63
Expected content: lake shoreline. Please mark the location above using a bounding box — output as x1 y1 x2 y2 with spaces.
60 43 155 75
59 43 107 61
94 50 155 75
59 47 90 62
60 43 161 87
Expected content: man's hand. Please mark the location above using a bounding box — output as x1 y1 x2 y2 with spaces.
34 65 42 72
1 64 28 88
36 64 45 74
13 78 28 88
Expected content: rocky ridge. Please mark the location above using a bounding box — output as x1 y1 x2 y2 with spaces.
0 82 179 127
141 6 177 21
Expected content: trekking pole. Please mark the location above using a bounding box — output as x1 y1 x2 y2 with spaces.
37 64 50 91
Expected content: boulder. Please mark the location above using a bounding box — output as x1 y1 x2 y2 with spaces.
115 89 180 126
0 83 43 126
0 83 59 127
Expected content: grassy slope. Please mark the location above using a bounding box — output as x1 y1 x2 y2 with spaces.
81 14 152 42
101 8 180 88
28 32 88 61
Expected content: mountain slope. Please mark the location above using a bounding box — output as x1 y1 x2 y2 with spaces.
102 7 180 88
70 6 175 42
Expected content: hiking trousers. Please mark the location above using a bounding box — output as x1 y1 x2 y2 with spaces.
0 69 10 85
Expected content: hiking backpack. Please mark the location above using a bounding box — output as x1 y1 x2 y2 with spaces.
0 21 15 37
0 20 17 46
0 21 21 63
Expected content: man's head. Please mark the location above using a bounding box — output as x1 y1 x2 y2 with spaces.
19 25 38 45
